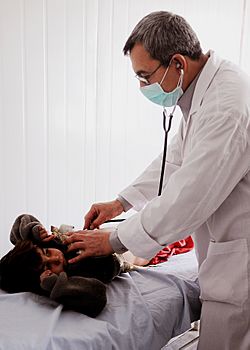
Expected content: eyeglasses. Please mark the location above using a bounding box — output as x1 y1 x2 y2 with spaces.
135 63 162 85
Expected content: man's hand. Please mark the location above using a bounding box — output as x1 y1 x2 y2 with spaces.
64 230 114 264
84 199 124 229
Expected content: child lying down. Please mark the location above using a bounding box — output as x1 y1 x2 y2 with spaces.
0 214 133 317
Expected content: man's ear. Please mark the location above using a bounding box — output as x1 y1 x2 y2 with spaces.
172 54 186 72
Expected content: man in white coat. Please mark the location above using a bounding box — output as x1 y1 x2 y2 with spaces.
65 11 250 349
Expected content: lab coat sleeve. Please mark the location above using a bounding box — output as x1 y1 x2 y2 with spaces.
118 120 184 211
117 110 250 259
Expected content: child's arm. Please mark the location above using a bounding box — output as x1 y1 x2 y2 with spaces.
40 271 107 317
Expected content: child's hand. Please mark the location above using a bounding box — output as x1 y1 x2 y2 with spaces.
38 226 55 243
40 269 53 283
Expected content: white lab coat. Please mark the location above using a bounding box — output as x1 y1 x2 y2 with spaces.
117 51 250 349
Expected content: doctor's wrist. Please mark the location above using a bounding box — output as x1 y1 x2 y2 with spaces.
116 196 132 213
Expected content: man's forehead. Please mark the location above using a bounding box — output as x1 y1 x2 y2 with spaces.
130 43 159 73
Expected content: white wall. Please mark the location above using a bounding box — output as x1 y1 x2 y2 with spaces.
0 0 249 256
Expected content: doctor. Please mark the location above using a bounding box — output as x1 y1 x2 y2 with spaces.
66 11 250 349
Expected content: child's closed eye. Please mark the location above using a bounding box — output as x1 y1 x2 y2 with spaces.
44 248 50 257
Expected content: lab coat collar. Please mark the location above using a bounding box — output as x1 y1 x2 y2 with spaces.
178 70 200 121
189 50 222 117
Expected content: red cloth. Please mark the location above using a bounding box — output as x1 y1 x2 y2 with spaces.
149 236 194 265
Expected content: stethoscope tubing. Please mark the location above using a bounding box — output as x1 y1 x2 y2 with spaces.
106 102 177 223
158 110 173 196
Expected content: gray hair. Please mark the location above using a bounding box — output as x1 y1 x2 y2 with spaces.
123 11 202 66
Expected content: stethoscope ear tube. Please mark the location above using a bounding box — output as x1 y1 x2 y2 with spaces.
158 110 174 196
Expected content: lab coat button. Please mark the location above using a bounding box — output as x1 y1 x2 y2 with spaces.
210 239 216 242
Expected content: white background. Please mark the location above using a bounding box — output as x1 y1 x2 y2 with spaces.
0 0 249 255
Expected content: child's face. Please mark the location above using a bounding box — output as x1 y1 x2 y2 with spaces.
36 247 67 275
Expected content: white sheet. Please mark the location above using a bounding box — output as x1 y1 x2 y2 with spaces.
0 250 200 350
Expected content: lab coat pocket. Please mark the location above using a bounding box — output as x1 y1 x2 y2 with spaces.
199 239 248 307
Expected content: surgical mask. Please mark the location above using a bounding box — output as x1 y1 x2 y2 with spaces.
140 66 184 107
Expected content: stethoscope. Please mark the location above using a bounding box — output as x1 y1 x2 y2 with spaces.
105 108 176 225
106 69 183 223
158 68 183 195
158 108 174 195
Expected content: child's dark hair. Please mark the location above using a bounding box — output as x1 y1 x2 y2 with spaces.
0 240 45 294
